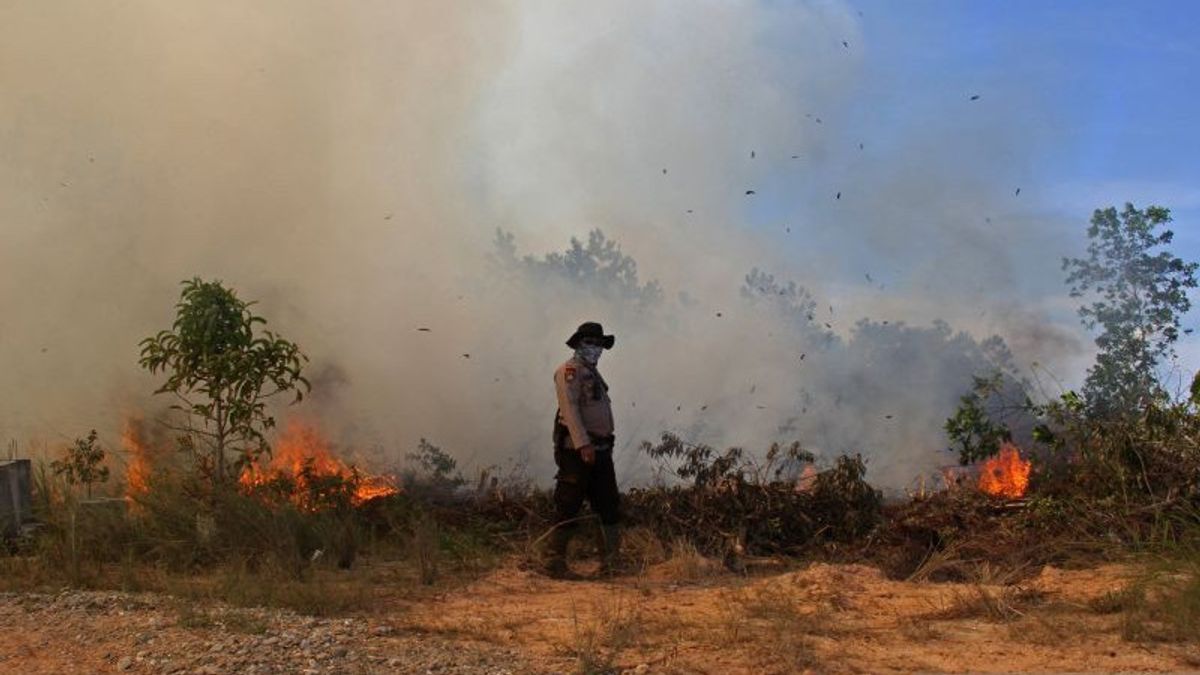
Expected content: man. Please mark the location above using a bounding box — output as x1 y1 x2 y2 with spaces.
546 321 620 579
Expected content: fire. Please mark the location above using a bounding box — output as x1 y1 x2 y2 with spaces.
978 442 1031 499
239 419 399 508
122 416 160 498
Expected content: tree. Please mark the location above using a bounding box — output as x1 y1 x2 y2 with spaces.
740 268 836 347
944 372 1015 465
491 228 663 308
51 430 110 499
1063 204 1198 416
139 278 310 483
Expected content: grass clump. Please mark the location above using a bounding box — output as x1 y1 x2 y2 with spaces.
928 583 1046 622
659 538 721 582
730 589 826 672
1118 550 1200 643
567 595 641 675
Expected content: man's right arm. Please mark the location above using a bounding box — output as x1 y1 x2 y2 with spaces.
554 366 591 452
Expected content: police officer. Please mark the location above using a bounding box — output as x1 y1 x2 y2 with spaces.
546 321 620 578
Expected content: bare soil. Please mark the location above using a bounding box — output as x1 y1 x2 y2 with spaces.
2 560 1197 673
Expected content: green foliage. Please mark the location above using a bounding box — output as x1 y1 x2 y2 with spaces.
407 439 464 486
402 439 465 499
1063 203 1198 417
944 373 1014 465
50 430 110 499
1027 389 1200 504
139 278 310 481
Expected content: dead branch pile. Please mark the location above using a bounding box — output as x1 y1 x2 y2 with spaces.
865 488 1118 582
624 433 883 558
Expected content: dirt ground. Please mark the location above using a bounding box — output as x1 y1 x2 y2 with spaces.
1 559 1197 673
403 559 1200 674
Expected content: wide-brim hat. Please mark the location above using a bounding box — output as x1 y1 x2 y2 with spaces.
566 321 615 349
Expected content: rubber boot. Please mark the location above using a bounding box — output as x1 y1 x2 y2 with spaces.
598 524 622 577
543 525 580 580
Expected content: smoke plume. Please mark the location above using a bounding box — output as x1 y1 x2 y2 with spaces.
1 1 1085 489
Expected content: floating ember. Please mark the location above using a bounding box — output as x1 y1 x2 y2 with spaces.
978 442 1031 499
239 419 399 509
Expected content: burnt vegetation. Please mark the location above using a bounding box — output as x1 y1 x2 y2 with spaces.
629 434 880 559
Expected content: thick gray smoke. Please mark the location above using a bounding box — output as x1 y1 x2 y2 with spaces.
1 2 1085 489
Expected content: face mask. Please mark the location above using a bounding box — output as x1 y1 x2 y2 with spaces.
575 345 603 365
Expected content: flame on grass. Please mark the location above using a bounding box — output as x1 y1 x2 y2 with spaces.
122 416 160 499
239 419 399 508
978 442 1031 499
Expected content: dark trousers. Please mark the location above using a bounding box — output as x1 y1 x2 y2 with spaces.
553 444 620 528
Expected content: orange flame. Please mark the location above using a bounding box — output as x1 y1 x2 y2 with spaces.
122 416 159 498
978 442 1031 499
239 419 399 508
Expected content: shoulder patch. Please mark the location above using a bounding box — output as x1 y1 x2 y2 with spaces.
564 366 576 382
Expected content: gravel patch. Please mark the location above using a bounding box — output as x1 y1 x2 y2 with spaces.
0 590 539 674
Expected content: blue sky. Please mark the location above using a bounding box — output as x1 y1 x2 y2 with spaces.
859 1 1200 235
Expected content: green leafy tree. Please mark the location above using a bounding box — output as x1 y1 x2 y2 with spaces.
51 430 110 499
491 228 663 308
139 278 310 482
944 373 1013 465
1063 204 1198 417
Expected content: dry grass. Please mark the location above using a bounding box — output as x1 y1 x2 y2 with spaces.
1087 586 1138 615
566 594 643 675
621 526 667 572
926 583 1046 622
410 514 440 585
1 460 513 618
1118 568 1200 643
720 587 833 672
905 540 967 583
1005 614 1093 646
162 560 377 616
896 616 942 641
657 538 723 582
173 602 268 634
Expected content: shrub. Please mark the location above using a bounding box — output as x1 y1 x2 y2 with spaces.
627 433 881 557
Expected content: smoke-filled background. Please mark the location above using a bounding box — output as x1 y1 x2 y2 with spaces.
3 1 1198 489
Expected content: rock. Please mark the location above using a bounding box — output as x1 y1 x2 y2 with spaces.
117 656 134 671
